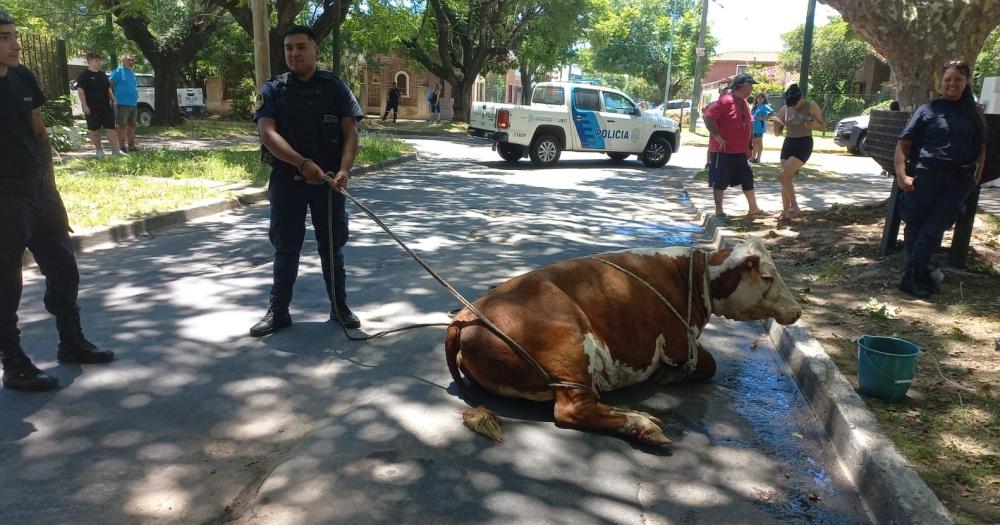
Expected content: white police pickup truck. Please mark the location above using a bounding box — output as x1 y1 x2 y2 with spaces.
468 82 680 168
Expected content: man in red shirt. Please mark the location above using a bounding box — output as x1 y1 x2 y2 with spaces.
704 74 764 219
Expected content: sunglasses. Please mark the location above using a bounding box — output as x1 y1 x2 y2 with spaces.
944 60 971 76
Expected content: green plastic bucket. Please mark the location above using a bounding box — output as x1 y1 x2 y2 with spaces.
857 335 921 402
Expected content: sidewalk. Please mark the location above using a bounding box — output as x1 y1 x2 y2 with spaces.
673 146 1000 219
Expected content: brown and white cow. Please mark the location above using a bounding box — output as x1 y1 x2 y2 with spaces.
444 236 801 446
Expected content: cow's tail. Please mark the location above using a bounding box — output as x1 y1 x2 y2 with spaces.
445 321 504 443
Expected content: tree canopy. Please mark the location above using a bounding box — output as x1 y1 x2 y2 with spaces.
585 0 713 102
780 16 869 95
823 0 1000 107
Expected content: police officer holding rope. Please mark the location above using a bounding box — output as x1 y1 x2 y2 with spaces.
0 11 113 391
250 24 364 337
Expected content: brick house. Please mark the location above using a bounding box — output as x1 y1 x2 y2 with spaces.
360 54 449 119
703 50 781 87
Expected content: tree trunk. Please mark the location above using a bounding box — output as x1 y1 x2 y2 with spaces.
149 57 183 125
655 69 667 104
519 62 533 105
452 78 473 123
822 0 1000 108
269 27 287 76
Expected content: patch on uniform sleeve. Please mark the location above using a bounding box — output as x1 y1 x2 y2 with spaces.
255 93 265 111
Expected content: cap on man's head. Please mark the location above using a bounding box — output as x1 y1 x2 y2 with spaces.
0 10 14 25
730 73 757 89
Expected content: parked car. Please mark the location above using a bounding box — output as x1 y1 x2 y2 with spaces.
665 99 691 109
468 82 680 168
834 114 869 156
135 73 156 126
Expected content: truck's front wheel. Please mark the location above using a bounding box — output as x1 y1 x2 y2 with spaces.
529 134 561 167
641 136 672 168
498 143 525 163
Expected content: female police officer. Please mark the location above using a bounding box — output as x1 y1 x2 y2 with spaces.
894 60 987 298
250 24 365 336
1 11 113 391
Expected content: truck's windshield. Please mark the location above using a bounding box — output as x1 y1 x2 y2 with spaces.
532 86 565 105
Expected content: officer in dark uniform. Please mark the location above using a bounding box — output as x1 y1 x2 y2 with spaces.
250 24 365 337
0 11 113 391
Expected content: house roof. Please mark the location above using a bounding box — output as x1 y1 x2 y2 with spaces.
711 50 781 63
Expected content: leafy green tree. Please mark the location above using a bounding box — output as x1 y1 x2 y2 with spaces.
975 25 1000 93
212 0 352 76
822 0 1000 107
400 0 546 122
512 0 591 104
587 0 712 102
779 16 869 95
108 0 224 124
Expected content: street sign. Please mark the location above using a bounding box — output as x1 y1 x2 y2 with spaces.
696 47 705 57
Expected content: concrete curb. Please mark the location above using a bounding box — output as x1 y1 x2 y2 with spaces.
690 191 954 525
22 153 419 268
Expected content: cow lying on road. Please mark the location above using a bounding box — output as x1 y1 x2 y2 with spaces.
445 237 801 446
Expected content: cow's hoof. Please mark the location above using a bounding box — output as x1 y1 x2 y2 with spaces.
613 408 663 427
621 412 672 446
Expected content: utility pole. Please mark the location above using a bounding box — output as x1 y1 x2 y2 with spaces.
251 0 270 91
329 0 342 75
688 0 709 132
662 0 676 109
799 0 817 98
105 12 117 68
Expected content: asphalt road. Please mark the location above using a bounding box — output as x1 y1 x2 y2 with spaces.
1 138 872 524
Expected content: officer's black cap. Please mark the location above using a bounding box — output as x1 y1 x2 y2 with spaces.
283 24 317 43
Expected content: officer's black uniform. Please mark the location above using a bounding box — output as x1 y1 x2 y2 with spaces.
0 65 112 391
252 69 364 333
897 96 984 297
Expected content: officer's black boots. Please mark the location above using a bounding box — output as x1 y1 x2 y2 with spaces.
899 265 932 299
2 346 59 392
250 307 292 337
56 315 114 364
331 303 361 329
915 266 940 295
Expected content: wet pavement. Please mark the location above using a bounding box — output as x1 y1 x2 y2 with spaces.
2 138 871 524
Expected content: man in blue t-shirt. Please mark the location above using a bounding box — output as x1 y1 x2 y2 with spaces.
109 54 138 152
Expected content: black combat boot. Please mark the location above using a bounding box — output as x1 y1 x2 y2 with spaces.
330 302 361 329
56 315 114 364
915 265 940 295
899 265 932 299
2 350 59 391
250 307 292 337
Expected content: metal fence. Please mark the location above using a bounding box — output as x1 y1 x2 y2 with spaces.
761 92 892 131
19 33 69 100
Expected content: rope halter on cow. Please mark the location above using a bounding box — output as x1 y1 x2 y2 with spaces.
587 251 700 376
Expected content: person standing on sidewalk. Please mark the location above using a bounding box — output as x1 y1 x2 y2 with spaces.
75 51 120 156
750 93 773 163
771 84 825 220
894 60 987 299
381 81 400 123
703 74 764 220
0 11 113 391
429 86 441 122
109 54 138 153
250 24 364 337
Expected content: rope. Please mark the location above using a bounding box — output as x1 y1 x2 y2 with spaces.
324 176 596 396
586 252 700 375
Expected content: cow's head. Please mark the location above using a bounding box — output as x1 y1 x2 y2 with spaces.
707 237 801 325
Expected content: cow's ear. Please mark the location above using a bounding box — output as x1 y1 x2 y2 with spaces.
745 255 764 280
